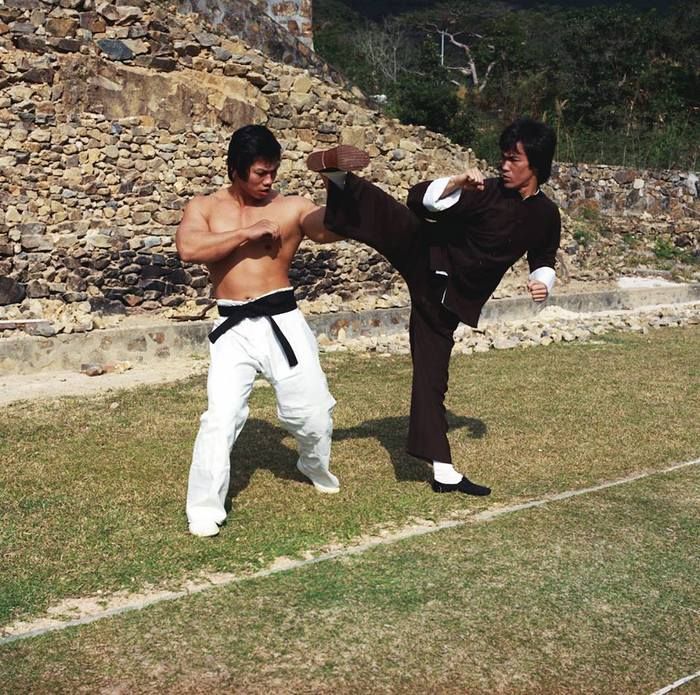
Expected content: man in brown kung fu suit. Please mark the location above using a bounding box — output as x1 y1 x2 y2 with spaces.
307 117 561 496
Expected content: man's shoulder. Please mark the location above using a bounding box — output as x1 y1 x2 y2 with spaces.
532 191 561 234
535 190 561 216
474 177 506 202
186 188 226 211
482 177 504 195
271 193 318 222
273 192 314 209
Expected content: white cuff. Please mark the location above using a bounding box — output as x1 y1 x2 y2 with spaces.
423 177 462 211
529 266 556 291
324 171 347 189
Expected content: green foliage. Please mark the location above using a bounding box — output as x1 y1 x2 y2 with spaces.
386 41 475 143
313 0 699 168
652 238 697 264
572 225 596 248
622 233 637 248
313 0 376 87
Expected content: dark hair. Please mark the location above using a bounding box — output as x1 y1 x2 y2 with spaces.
499 117 556 184
226 125 281 182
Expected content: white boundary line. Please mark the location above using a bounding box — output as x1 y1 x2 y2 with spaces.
1 457 698 647
651 670 700 695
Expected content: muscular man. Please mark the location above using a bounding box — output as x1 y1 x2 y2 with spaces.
176 124 341 537
307 118 560 496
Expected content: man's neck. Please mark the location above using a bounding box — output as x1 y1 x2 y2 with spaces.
227 184 271 207
518 180 539 199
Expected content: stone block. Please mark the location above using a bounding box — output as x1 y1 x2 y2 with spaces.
292 74 312 94
46 17 78 36
0 277 26 305
218 96 256 127
26 278 49 297
97 38 134 61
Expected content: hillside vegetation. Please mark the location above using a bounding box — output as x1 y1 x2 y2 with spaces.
314 0 699 169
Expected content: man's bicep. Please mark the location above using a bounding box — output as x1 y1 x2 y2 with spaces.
300 200 342 243
175 200 210 256
177 200 208 234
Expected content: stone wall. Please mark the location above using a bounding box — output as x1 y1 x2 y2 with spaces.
0 0 697 325
254 0 313 48
547 163 698 279
0 0 473 315
550 163 697 218
178 0 333 81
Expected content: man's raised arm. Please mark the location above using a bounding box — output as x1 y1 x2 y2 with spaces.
298 198 343 244
176 197 280 264
407 168 485 220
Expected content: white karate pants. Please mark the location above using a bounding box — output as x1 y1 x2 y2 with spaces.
186 304 336 529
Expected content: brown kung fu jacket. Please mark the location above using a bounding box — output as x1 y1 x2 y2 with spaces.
406 177 561 327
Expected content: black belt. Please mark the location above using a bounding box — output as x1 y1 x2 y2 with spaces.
208 289 298 367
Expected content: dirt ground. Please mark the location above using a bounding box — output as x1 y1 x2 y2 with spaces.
0 358 209 408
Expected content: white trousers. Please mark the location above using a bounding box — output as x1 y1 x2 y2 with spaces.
186 303 336 528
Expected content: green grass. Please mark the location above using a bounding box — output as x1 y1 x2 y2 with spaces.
1 465 697 693
1 326 699 629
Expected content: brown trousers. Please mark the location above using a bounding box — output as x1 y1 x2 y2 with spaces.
324 174 460 463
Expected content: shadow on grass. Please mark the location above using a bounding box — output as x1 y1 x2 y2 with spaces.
226 412 486 505
334 411 487 482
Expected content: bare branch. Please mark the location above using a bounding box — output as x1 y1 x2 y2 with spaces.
354 19 408 86
424 24 499 93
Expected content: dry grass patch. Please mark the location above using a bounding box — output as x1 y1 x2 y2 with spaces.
1 466 697 693
0 326 698 628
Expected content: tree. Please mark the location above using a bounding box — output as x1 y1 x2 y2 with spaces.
425 25 496 93
388 41 475 143
354 18 410 93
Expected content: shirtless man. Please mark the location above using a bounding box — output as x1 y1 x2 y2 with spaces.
176 124 342 537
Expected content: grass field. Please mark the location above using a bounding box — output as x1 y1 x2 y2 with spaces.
1 326 698 693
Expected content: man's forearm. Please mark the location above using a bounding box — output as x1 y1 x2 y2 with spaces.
439 176 465 199
176 229 247 264
422 177 462 212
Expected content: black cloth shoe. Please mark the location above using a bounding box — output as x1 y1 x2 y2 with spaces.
432 476 491 496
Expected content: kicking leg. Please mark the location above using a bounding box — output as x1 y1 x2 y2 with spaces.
308 145 422 271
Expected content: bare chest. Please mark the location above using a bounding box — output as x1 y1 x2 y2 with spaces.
207 199 300 242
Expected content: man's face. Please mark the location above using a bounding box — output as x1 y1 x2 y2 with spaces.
500 142 537 193
240 158 279 199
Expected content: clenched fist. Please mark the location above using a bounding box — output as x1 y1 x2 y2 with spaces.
246 219 281 242
527 280 548 302
451 167 485 192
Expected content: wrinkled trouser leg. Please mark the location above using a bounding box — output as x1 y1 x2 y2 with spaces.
406 293 459 463
324 173 459 463
324 173 422 272
186 308 337 528
268 310 337 488
186 326 257 528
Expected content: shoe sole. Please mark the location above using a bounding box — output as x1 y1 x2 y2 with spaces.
431 480 491 496
307 145 370 172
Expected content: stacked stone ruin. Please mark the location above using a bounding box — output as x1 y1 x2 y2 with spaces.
0 0 697 334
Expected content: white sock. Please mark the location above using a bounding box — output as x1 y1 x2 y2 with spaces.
433 460 463 484
324 171 347 189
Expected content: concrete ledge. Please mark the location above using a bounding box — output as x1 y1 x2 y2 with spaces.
1 283 698 375
481 283 700 323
